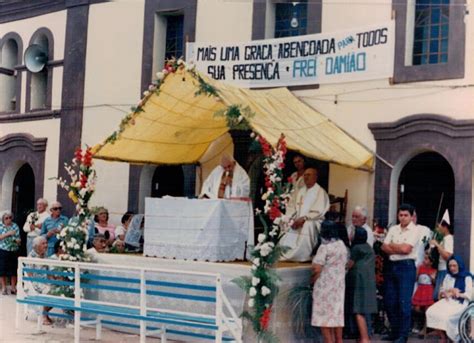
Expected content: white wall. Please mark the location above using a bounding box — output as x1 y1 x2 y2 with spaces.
82 1 145 224
0 119 61 209
195 0 253 42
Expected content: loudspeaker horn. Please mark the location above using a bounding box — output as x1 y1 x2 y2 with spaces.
24 44 48 73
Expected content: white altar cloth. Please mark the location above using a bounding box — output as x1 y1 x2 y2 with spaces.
144 197 254 261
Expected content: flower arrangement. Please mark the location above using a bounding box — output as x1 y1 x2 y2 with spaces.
54 146 97 262
233 133 293 343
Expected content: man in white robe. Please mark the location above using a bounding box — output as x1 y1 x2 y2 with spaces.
199 154 250 199
280 167 330 262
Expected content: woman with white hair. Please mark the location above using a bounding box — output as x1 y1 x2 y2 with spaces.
0 211 21 295
26 236 53 325
23 198 49 255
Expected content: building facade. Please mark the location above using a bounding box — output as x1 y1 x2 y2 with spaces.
0 0 472 265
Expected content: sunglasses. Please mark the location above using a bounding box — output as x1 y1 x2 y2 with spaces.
51 207 62 211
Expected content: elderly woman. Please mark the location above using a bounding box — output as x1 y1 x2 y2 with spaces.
346 228 377 343
94 207 116 244
0 212 21 295
312 220 348 343
426 255 472 342
27 236 54 325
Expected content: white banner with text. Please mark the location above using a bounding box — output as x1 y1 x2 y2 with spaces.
186 21 394 88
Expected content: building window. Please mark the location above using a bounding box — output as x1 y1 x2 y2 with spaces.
26 28 54 112
274 1 308 38
30 35 49 110
392 0 464 83
0 38 19 112
165 15 184 59
412 0 449 65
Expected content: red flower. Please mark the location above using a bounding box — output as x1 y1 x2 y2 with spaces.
74 148 82 162
265 180 272 188
287 176 293 183
83 148 93 167
80 173 88 188
268 206 281 221
260 306 272 330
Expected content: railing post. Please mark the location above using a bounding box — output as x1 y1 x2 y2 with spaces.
215 275 223 343
96 314 102 340
15 259 23 330
140 269 146 343
74 264 81 343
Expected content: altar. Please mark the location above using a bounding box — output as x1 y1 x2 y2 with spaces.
144 197 254 261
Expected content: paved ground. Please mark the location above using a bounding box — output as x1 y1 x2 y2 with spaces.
0 292 160 343
1 292 437 342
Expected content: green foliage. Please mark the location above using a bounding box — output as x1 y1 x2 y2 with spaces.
214 105 254 130
285 285 319 338
194 74 219 97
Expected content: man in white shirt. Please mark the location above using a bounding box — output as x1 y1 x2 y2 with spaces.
23 198 50 255
382 204 419 343
280 167 330 262
199 154 250 199
347 206 374 247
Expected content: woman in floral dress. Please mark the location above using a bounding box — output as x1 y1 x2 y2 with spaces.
0 211 21 295
312 220 348 343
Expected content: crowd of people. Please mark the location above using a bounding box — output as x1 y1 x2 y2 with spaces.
306 203 467 343
0 198 144 298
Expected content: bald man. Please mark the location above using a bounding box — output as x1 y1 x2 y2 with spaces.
280 167 330 262
200 154 250 199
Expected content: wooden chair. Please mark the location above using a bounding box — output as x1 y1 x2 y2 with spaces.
327 189 348 224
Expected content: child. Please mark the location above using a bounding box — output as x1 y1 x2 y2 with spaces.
412 253 437 333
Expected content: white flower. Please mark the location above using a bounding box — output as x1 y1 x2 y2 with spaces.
237 115 244 123
261 193 268 201
261 286 271 296
253 258 260 267
66 241 74 248
249 287 257 297
251 264 257 271
156 72 165 80
248 298 255 308
74 244 80 250
70 238 77 244
252 277 260 286
177 58 184 65
255 208 262 215
143 90 150 97
260 243 273 257
60 230 67 237
257 233 266 243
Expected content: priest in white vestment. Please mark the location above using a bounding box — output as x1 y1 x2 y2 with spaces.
199 154 250 199
280 167 330 262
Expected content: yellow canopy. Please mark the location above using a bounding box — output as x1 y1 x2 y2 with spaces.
94 69 374 170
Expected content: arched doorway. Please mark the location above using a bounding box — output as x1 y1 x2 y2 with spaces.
11 163 35 256
151 166 184 197
398 152 454 228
